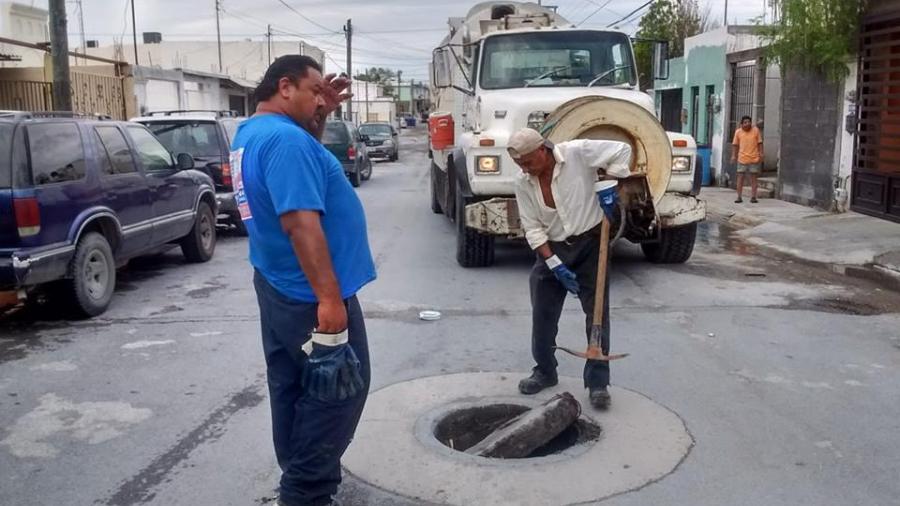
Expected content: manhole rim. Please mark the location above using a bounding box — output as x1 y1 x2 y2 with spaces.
414 395 603 467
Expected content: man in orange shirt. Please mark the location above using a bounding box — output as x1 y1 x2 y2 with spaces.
731 115 764 203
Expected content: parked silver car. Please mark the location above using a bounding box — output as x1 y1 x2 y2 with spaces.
359 122 399 162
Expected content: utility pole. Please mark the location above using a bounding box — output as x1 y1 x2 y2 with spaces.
48 0 72 111
344 19 353 123
266 25 272 66
76 0 86 65
215 0 223 72
723 0 728 27
131 0 139 65
365 80 369 122
409 79 415 116
397 70 402 115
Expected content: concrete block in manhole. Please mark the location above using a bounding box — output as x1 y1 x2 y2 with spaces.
343 372 694 505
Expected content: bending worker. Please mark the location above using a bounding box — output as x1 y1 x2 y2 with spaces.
508 127 631 410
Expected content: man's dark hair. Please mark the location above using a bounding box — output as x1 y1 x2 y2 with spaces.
254 55 323 102
741 115 752 122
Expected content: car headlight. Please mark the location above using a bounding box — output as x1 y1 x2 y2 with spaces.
383 139 394 146
672 156 692 172
476 156 500 174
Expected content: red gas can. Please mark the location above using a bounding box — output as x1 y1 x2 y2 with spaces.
429 112 454 150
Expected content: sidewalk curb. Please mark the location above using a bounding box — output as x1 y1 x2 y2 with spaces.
704 200 900 291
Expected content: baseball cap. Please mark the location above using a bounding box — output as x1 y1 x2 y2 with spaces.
507 128 545 159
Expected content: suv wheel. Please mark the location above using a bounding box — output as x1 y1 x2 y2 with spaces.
349 167 361 188
361 159 373 181
181 202 216 262
65 232 116 317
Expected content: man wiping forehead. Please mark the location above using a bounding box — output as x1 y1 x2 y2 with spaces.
509 128 631 410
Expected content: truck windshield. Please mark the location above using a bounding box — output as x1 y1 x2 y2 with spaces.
479 31 635 90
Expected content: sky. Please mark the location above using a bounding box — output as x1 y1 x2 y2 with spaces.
37 0 770 82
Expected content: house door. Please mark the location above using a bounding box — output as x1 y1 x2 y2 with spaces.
852 9 900 223
659 88 683 133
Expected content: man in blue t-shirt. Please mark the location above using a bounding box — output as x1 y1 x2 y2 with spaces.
230 55 375 506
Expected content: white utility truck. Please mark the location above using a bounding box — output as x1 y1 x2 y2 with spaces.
428 1 706 267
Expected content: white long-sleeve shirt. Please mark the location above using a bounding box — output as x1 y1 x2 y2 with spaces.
514 139 632 250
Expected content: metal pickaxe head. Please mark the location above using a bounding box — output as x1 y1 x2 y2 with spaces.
554 345 629 361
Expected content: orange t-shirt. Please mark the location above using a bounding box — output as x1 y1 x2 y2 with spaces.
733 127 762 165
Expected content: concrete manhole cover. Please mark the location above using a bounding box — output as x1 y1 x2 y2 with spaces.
343 372 693 505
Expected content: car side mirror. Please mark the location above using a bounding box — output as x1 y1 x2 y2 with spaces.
176 153 195 170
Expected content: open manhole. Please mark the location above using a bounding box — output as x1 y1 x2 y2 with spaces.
432 403 602 458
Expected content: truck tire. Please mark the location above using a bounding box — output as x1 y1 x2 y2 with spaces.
64 232 116 318
641 223 697 264
455 191 495 267
181 202 217 263
430 162 443 214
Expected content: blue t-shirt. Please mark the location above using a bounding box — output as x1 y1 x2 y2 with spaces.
230 114 376 302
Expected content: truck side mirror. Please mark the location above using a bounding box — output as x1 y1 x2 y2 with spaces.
432 48 452 89
653 41 670 80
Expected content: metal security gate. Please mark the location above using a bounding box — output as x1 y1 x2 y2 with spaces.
853 9 900 222
0 80 53 111
729 62 756 141
71 72 127 120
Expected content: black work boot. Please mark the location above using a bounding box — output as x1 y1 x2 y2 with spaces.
518 370 558 395
589 387 611 410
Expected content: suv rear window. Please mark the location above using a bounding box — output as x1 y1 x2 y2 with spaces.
0 123 12 188
323 122 349 144
28 123 86 185
145 121 222 158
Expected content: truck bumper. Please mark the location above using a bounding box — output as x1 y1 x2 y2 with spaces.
657 194 706 227
465 198 523 237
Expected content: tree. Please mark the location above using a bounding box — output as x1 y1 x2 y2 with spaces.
634 0 718 89
354 67 396 95
757 0 866 81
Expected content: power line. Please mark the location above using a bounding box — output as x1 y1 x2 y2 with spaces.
605 0 654 28
577 0 615 26
275 0 340 34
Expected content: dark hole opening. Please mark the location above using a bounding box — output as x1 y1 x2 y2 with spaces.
433 403 601 459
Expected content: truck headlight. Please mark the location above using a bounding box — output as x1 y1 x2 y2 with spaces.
476 156 500 174
527 111 549 131
672 156 692 172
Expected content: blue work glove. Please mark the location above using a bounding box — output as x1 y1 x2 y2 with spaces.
546 255 579 295
594 180 619 220
301 330 365 402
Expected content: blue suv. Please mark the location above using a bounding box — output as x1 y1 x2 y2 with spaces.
0 112 217 317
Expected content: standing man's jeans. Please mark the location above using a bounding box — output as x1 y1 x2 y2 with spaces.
529 231 611 389
254 271 370 506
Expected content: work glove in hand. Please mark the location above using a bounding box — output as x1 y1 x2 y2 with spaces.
546 255 579 295
594 180 619 220
301 330 365 402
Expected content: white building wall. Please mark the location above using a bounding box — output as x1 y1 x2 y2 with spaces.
143 79 182 112
834 61 859 212
86 40 326 84
0 1 50 68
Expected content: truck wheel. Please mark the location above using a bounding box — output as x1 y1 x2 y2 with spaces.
641 223 697 264
455 192 494 267
181 202 217 263
430 162 443 214
64 232 116 318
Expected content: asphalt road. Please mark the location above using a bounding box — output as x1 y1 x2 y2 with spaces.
2 126 899 506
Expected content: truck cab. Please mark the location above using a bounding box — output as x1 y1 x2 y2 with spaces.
428 1 705 267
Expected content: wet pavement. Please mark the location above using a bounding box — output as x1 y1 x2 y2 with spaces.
1 127 899 506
